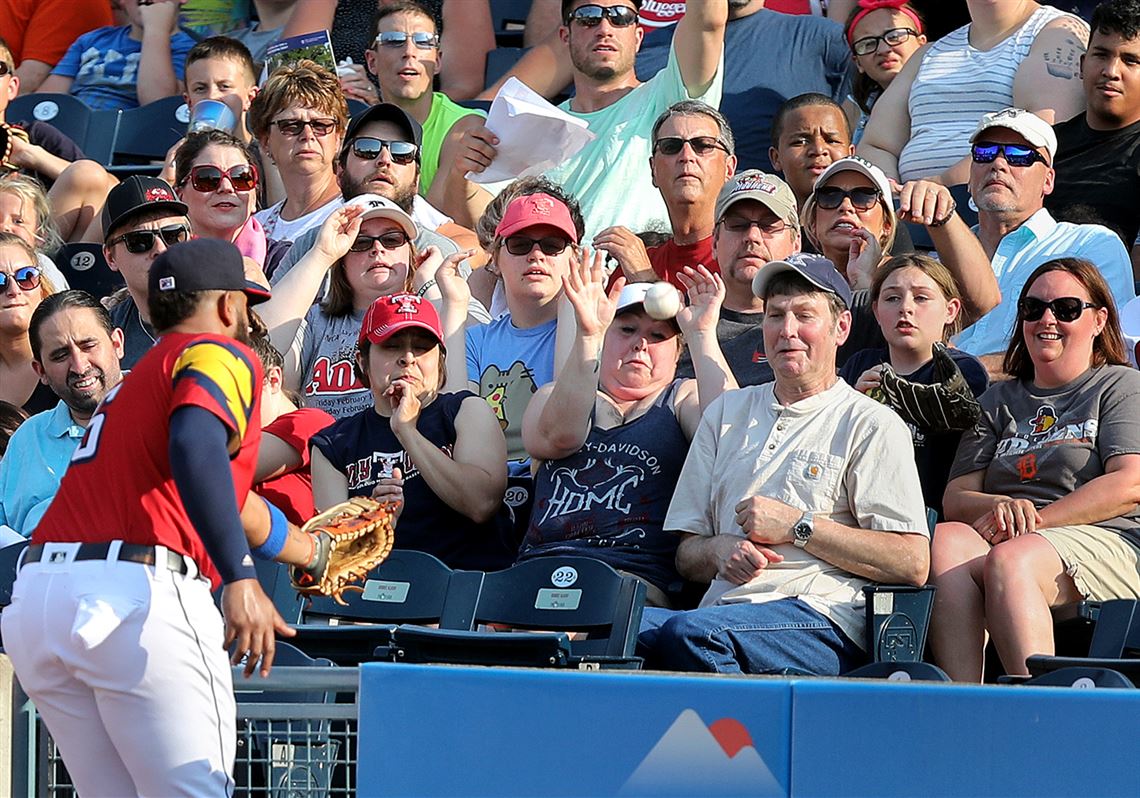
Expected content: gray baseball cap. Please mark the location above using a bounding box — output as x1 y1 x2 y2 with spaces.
751 252 852 309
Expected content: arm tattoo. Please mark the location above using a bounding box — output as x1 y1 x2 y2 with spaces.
1043 45 1081 80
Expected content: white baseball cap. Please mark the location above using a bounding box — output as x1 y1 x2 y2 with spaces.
343 194 417 241
970 108 1058 162
812 155 893 202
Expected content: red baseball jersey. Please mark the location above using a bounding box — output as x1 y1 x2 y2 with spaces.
34 333 264 585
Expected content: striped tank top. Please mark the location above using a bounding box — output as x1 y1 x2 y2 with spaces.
898 6 1085 182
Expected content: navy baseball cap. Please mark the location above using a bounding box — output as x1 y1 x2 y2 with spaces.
751 253 853 309
149 239 271 305
343 103 423 153
102 175 188 239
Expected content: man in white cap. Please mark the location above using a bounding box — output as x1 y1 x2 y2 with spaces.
639 253 929 676
956 107 1134 376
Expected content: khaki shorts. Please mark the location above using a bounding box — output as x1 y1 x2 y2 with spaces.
1038 525 1140 600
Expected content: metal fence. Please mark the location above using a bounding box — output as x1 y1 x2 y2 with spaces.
20 667 360 798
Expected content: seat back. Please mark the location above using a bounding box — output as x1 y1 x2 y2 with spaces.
845 661 951 682
0 539 29 608
1087 598 1140 658
1025 666 1134 689
51 243 125 301
301 549 481 629
111 96 188 162
484 47 526 91
863 584 936 663
7 93 119 164
256 556 304 625
472 556 646 659
490 0 531 46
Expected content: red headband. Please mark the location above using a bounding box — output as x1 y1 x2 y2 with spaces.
847 0 924 47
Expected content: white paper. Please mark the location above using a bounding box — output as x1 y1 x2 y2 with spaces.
466 77 595 184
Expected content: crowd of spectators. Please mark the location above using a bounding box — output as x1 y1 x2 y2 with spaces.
2 0 1140 687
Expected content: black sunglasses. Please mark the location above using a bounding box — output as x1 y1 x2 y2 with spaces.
271 117 338 137
852 27 920 56
350 137 419 165
971 142 1047 167
653 136 728 157
0 265 40 292
1018 296 1098 323
108 224 191 254
349 231 411 253
566 4 639 27
503 236 570 256
721 217 789 236
375 31 439 50
185 163 258 193
0 62 11 77
814 185 882 210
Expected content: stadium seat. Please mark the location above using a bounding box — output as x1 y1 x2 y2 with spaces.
109 96 188 166
844 661 952 682
490 0 531 47
863 584 936 664
347 99 370 119
383 556 647 669
50 243 124 301
1025 598 1140 684
484 46 526 91
6 93 119 165
290 550 483 665
1024 666 1134 689
256 555 304 625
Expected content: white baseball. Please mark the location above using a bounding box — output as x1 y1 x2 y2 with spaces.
643 282 681 320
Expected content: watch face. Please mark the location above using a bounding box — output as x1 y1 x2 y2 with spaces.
794 522 811 539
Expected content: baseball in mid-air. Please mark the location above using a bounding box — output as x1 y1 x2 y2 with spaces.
643 282 681 320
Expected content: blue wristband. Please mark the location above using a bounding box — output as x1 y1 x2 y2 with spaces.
250 497 288 560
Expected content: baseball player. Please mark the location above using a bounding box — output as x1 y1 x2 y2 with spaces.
2 239 309 797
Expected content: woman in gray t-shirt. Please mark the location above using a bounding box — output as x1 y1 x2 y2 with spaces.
930 258 1140 682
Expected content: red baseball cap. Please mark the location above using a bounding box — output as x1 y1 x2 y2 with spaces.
495 193 578 243
358 293 444 349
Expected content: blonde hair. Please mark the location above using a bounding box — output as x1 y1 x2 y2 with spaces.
801 178 897 256
0 232 57 297
248 59 349 140
0 173 63 254
870 253 963 339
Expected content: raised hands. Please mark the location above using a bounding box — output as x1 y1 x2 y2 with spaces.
563 246 625 339
430 247 475 306
894 178 956 227
312 204 365 263
676 264 725 337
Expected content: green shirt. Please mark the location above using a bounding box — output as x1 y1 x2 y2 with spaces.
420 91 484 196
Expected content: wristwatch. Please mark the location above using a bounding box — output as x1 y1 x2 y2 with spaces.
792 512 814 548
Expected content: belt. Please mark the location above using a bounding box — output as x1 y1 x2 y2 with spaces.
22 542 191 575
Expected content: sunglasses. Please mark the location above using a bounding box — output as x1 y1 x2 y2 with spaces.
375 31 440 50
971 142 1047 167
503 236 570 256
349 137 419 165
814 185 882 210
1018 296 1098 323
851 27 920 56
349 231 411 253
108 224 191 254
184 163 258 193
0 265 40 292
653 136 728 157
0 63 11 77
566 4 639 27
271 117 338 137
721 217 790 237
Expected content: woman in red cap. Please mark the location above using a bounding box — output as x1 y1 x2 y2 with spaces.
309 271 516 570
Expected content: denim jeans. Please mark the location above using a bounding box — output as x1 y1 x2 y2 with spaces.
638 597 865 675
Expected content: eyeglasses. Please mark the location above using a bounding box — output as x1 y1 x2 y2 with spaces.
184 164 258 193
0 63 11 77
270 117 338 137
971 142 1047 167
566 4 639 27
108 224 191 254
721 217 790 237
349 137 419 165
814 185 882 210
0 265 40 292
1018 296 1098 323
851 27 920 56
375 31 440 50
503 236 570 256
653 136 728 157
349 231 411 253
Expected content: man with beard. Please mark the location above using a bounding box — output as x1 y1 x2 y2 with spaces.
448 0 727 245
269 103 485 314
0 291 123 537
2 239 300 796
953 107 1133 377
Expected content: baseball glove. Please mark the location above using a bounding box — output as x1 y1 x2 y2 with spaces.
291 497 397 605
0 124 28 172
878 342 983 434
